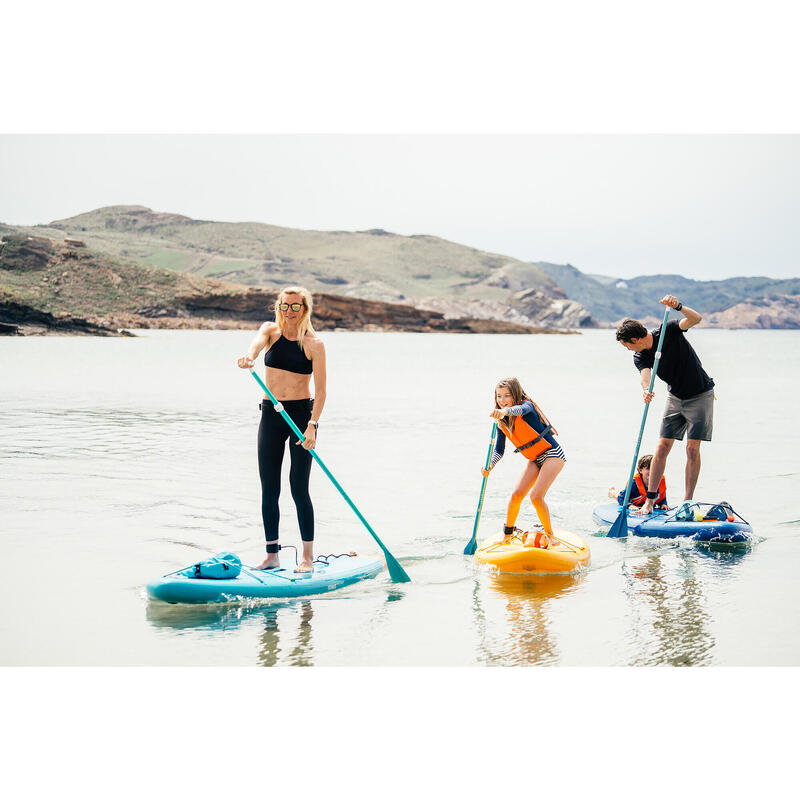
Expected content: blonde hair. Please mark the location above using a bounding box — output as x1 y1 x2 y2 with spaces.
274 286 316 348
493 377 532 410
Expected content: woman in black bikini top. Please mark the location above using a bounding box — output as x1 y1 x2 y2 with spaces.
263 332 314 374
237 286 327 573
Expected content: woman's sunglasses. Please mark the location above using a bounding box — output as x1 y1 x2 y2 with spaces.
279 302 304 312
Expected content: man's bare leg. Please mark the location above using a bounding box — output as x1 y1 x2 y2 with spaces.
684 439 702 501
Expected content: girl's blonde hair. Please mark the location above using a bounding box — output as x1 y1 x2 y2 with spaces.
274 286 316 347
493 377 532 409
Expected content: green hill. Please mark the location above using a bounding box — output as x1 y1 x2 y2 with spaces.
0 233 551 335
13 204 797 327
37 205 561 305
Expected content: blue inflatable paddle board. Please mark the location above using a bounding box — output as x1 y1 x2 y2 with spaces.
592 502 754 544
147 553 384 603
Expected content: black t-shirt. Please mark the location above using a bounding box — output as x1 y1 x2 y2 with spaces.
633 320 714 400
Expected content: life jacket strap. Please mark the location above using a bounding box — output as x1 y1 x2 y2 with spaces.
514 424 553 453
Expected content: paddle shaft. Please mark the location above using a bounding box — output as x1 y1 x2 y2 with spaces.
249 370 411 583
464 422 498 555
618 305 671 511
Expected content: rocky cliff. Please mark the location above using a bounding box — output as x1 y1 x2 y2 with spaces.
538 261 800 327
20 205 594 329
0 234 568 336
702 295 800 329
405 289 594 329
10 205 797 329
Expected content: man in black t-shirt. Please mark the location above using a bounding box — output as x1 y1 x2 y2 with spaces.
615 295 714 515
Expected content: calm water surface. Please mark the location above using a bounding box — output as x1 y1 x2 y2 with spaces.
2 329 798 665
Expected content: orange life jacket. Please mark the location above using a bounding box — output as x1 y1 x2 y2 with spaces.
499 402 557 462
631 472 666 507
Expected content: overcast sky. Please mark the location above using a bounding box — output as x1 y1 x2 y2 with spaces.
1 134 797 281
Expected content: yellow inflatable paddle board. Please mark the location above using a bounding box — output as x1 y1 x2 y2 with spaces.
475 528 590 574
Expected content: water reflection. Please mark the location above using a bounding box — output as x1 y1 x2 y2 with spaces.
146 586 405 666
258 601 314 667
146 597 317 666
692 540 755 567
146 597 289 632
473 572 584 666
622 551 714 666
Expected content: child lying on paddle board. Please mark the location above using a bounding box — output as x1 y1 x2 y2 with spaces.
480 378 565 546
608 454 669 510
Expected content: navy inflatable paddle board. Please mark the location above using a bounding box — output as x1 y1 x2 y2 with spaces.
593 502 754 544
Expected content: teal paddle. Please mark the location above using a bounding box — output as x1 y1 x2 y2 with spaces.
249 370 411 583
607 305 671 538
464 422 498 555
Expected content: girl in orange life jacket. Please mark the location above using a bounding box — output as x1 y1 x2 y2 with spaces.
608 454 668 509
481 378 566 539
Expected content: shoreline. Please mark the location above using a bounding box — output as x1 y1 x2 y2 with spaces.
2 319 582 337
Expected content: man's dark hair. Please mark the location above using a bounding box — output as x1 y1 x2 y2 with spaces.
615 318 648 342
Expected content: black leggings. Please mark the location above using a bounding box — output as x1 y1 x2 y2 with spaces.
257 398 314 549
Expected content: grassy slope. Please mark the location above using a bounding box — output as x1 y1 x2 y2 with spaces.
0 235 553 334
19 206 798 322
34 205 559 302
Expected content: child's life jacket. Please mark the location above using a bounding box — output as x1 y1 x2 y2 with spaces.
493 400 558 464
617 472 667 507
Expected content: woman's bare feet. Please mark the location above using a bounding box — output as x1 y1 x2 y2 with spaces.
294 541 314 573
254 554 281 570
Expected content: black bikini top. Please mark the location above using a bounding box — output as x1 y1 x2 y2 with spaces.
264 334 313 375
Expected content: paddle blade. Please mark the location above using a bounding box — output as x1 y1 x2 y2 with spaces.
606 506 630 538
464 429 495 557
384 550 411 583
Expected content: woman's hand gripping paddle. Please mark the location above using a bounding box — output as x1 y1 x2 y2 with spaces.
607 305 671 538
464 422 498 555
249 370 411 583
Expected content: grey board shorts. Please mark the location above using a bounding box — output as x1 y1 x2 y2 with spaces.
660 388 714 441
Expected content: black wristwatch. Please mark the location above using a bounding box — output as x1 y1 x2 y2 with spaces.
675 301 683 311
309 421 319 430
